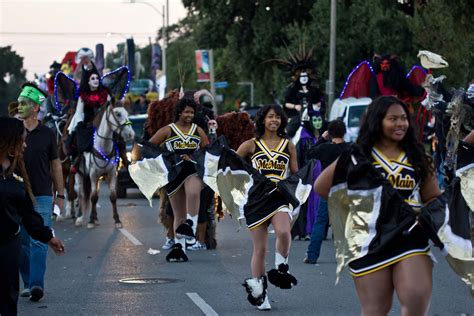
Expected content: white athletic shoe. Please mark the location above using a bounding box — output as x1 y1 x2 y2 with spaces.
162 238 175 250
188 241 207 251
257 295 271 311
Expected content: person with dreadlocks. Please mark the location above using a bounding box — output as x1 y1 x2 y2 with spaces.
275 47 326 240
0 117 65 316
67 63 110 173
279 47 325 138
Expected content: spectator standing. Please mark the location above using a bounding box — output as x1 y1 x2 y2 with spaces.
304 119 350 263
0 117 65 316
16 82 65 302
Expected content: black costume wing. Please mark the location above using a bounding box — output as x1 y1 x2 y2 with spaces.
53 72 78 114
101 66 131 100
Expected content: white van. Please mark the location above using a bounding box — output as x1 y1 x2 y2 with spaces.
329 97 371 142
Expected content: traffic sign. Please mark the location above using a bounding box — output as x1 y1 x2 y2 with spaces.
214 81 229 88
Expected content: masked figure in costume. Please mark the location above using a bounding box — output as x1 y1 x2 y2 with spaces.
340 53 426 104
291 109 327 240
274 46 324 138
66 64 110 172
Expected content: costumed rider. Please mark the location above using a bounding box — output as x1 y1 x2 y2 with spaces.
67 63 110 173
282 49 324 138
370 54 425 100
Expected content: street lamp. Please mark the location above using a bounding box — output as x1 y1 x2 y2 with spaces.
128 0 167 81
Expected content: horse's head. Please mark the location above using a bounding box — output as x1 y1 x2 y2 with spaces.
107 106 135 142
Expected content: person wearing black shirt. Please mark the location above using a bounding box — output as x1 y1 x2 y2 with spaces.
304 119 350 264
17 82 65 302
0 117 65 316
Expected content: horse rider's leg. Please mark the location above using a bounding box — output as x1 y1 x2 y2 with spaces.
108 169 122 228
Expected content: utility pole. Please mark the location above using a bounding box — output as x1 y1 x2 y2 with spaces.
328 0 337 115
209 49 217 115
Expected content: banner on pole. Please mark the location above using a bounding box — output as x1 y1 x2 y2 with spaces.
195 50 210 82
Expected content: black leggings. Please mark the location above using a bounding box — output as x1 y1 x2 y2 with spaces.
0 236 20 316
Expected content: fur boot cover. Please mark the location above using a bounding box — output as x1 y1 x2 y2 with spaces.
175 219 195 240
242 276 268 306
267 263 297 289
165 243 188 262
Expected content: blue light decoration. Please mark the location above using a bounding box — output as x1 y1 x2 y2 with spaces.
338 60 376 99
405 65 427 78
101 66 131 100
93 127 120 165
53 72 78 112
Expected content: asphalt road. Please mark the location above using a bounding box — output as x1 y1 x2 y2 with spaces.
18 189 474 315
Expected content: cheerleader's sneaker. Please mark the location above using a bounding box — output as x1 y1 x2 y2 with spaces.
257 295 271 311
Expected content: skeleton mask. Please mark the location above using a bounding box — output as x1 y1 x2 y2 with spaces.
208 119 218 134
299 72 309 85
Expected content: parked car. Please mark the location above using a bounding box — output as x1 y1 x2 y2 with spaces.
117 113 148 198
329 97 371 142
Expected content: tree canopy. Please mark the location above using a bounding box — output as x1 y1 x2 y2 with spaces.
0 46 27 116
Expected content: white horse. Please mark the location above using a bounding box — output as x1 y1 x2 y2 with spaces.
75 105 135 228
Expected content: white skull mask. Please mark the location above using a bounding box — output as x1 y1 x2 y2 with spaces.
208 119 218 134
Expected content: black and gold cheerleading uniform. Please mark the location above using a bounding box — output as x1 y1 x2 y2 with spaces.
348 147 429 277
246 138 291 229
251 138 291 182
164 123 201 196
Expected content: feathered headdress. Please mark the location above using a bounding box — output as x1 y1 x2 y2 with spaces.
271 43 318 82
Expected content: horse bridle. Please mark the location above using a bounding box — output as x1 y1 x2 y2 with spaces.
91 105 131 167
106 105 132 137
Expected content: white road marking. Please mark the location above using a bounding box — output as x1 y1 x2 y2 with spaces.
119 228 143 246
186 292 219 316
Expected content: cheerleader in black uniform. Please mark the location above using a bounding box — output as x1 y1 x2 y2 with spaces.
149 98 209 260
237 105 299 310
315 96 441 315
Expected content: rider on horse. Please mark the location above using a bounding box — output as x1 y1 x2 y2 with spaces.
67 64 110 174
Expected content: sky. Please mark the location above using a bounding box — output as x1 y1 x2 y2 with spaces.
0 0 188 79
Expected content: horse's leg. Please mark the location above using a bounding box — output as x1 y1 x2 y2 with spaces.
88 174 100 229
108 170 122 228
74 177 82 219
74 173 86 227
68 172 77 219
